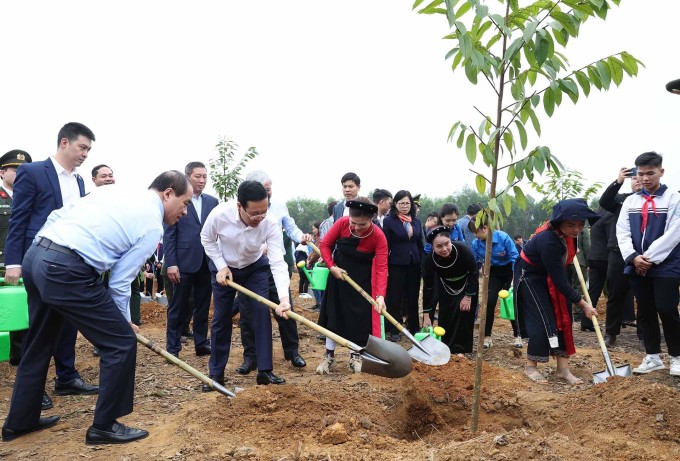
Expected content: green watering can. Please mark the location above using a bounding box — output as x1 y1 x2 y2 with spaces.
414 326 445 342
0 278 29 332
0 332 9 362
296 261 330 291
499 288 515 321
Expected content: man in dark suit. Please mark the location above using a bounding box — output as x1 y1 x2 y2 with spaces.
0 150 33 366
164 162 218 357
5 122 99 409
332 172 361 221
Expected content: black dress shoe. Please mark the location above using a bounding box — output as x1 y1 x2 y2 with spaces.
201 375 225 392
195 344 211 356
604 334 617 347
167 350 179 358
580 325 596 332
54 378 99 396
287 354 306 368
184 330 194 338
256 371 285 385
86 421 149 445
2 416 60 442
41 392 53 411
235 358 257 375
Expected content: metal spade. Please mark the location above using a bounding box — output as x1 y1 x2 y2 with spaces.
225 279 413 379
306 241 450 366
573 261 632 383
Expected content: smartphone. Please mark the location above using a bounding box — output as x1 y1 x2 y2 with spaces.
626 167 638 177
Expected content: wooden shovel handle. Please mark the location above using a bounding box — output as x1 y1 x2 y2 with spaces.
572 260 615 375
306 241 404 333
223 279 357 351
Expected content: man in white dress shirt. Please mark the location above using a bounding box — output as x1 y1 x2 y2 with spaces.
201 180 291 387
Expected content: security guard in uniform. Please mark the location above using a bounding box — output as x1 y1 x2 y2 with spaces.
0 149 33 365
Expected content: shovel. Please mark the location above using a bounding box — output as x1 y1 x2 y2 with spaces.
136 333 236 398
572 261 632 383
306 242 450 366
224 279 412 379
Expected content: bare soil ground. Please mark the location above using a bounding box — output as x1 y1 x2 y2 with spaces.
1 273 679 460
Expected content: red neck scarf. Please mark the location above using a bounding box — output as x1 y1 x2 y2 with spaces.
640 193 658 233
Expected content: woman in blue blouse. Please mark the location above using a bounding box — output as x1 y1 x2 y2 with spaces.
468 217 521 348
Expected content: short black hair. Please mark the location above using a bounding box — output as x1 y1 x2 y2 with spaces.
439 202 460 219
185 161 206 176
91 164 112 178
149 170 191 196
237 180 268 208
313 221 322 230
513 234 523 241
341 172 360 186
426 212 438 220
467 214 489 233
327 200 338 216
635 151 663 168
466 204 482 216
372 188 392 203
57 122 95 147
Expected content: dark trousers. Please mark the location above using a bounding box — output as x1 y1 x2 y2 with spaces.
240 270 299 360
130 276 141 326
11 302 81 382
629 276 680 356
163 273 194 335
166 260 211 353
605 250 638 337
385 263 422 334
484 264 519 337
582 259 608 330
210 257 274 377
5 243 136 430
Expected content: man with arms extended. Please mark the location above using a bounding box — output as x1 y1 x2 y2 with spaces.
164 162 218 358
5 122 98 409
233 170 309 373
2 170 192 444
0 150 32 365
616 151 680 376
201 180 291 388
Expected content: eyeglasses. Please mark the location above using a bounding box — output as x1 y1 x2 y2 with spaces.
242 208 268 221
396 201 411 207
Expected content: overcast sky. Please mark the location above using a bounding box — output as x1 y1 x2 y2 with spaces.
1 1 678 203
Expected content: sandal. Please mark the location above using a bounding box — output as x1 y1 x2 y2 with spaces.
524 366 548 384
556 368 584 385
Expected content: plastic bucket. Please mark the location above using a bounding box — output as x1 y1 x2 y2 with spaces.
0 278 29 332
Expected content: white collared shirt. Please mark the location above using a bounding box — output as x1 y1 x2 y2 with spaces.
50 156 81 206
201 201 289 299
39 186 164 321
192 193 203 223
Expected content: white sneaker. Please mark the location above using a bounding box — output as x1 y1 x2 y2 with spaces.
513 336 523 348
315 353 337 375
483 338 493 349
670 356 680 376
632 355 665 374
349 353 362 373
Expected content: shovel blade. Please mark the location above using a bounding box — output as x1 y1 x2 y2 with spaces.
407 336 451 366
360 335 413 379
593 364 633 384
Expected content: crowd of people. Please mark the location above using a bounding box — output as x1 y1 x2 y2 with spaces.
1 123 679 445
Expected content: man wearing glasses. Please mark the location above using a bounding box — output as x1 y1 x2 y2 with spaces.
200 181 291 388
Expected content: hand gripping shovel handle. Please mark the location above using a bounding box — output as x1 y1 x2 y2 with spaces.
223 279 362 353
572 260 616 377
135 333 236 398
306 241 431 357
